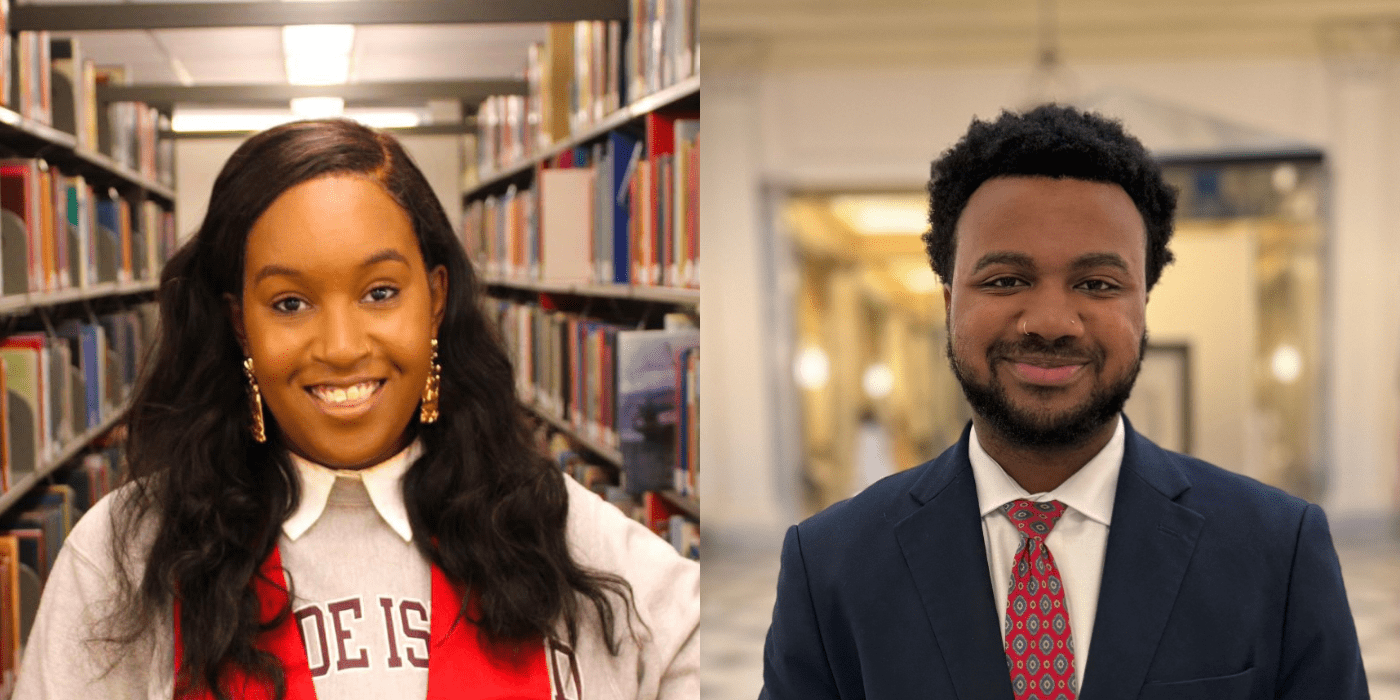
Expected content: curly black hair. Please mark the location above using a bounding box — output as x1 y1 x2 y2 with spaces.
924 104 1178 290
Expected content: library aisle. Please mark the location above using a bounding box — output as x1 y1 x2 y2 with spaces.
0 0 700 694
700 536 1400 700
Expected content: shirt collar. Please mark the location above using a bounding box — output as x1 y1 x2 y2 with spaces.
283 440 422 543
969 414 1123 526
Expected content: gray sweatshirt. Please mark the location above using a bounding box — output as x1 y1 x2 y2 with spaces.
12 447 698 699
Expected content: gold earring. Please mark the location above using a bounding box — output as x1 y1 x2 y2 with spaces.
243 357 267 443
420 338 440 424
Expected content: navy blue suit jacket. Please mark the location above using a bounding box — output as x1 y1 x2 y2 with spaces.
760 421 1368 699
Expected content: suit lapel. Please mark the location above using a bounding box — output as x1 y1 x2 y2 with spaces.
1079 427 1205 700
894 431 1014 700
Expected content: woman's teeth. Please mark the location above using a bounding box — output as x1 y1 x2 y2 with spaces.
311 381 379 404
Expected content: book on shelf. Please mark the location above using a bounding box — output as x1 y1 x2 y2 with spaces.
92 64 171 186
528 24 575 151
627 0 697 102
598 131 640 285
473 0 696 175
0 449 121 661
463 183 537 281
489 298 623 452
641 492 698 559
0 304 152 497
14 486 70 581
0 158 163 296
477 94 530 176
537 166 594 283
632 111 697 288
570 20 623 135
0 1 9 114
63 451 116 517
615 327 697 495
14 31 52 126
463 125 697 290
0 160 44 295
674 345 697 498
52 321 89 430
93 189 129 285
0 534 18 695
69 175 95 288
50 37 97 151
1 336 50 481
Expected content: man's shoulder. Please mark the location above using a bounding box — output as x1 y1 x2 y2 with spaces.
792 446 958 558
1127 431 1315 539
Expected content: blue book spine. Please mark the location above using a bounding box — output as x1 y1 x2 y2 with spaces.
608 132 640 284
80 325 101 426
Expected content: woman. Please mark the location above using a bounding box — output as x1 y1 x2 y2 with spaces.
14 119 698 699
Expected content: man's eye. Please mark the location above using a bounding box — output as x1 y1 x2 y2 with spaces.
1080 279 1118 292
272 297 306 313
983 277 1024 289
365 286 399 303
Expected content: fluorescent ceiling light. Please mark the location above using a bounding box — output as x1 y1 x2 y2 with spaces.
172 112 299 133
285 54 351 86
291 96 345 118
349 110 422 129
172 107 425 133
283 24 355 55
283 24 355 85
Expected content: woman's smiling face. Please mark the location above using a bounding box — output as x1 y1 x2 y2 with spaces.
232 174 446 469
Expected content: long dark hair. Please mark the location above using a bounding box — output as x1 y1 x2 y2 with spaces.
103 119 632 699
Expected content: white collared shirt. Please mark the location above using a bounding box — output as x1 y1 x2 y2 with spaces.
283 440 423 543
970 415 1124 694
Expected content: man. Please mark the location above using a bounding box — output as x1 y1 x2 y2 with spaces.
760 105 1368 700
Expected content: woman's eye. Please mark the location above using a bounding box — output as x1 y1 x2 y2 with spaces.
271 297 307 314
365 286 399 303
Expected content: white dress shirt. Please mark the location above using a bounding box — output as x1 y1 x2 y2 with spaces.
283 440 423 543
969 415 1124 694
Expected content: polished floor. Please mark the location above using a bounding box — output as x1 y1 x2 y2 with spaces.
702 530 1400 700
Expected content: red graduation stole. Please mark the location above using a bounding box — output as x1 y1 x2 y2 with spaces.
172 545 551 699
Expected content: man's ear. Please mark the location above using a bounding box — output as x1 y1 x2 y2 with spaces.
428 265 448 335
943 283 952 316
224 292 249 356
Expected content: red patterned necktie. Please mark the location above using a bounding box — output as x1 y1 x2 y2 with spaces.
1001 499 1077 700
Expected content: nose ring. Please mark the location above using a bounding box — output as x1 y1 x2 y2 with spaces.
1020 319 1028 336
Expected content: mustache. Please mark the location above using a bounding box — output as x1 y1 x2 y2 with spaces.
987 336 1103 365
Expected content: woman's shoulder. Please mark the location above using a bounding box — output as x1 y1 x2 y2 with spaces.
559 475 699 699
64 480 158 575
560 474 698 590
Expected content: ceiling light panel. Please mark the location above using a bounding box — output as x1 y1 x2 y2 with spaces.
283 24 355 85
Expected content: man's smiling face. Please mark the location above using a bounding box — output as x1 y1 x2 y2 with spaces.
943 176 1149 449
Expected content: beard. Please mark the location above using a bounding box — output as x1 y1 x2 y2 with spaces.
947 330 1145 450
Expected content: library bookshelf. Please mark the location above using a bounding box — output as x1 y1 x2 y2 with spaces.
0 25 175 691
0 403 127 515
0 105 174 202
470 76 698 192
482 275 699 307
463 9 700 559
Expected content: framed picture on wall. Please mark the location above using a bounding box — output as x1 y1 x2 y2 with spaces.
1123 343 1192 454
